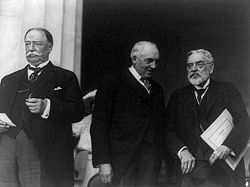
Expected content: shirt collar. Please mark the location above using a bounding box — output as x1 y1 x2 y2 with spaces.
28 60 50 69
194 78 210 90
128 65 142 81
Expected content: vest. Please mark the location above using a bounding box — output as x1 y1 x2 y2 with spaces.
195 96 213 160
142 92 155 143
6 74 31 138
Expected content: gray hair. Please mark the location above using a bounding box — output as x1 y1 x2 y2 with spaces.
186 49 214 63
24 28 54 46
130 41 158 60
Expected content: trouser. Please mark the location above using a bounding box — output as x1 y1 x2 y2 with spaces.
0 130 41 187
115 142 160 187
181 160 238 187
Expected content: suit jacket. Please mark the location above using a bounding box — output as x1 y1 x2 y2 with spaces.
90 69 166 183
0 62 84 187
166 79 250 185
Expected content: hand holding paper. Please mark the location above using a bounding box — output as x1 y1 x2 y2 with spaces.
0 113 16 127
209 145 231 165
201 109 249 170
0 121 9 132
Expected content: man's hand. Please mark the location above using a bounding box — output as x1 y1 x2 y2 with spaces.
180 149 196 174
99 163 112 184
209 145 230 165
25 98 47 114
0 119 9 132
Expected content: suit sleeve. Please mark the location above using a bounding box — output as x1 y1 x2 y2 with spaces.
223 83 250 156
48 71 84 123
0 78 6 112
0 76 12 113
90 74 116 167
165 90 186 157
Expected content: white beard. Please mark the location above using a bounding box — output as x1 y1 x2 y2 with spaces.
188 77 203 86
188 75 209 86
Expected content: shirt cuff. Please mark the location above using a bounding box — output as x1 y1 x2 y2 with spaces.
41 98 50 119
177 146 188 159
230 150 236 157
96 163 110 168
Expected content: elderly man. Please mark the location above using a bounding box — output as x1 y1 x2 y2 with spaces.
166 49 250 187
90 41 166 187
0 28 84 187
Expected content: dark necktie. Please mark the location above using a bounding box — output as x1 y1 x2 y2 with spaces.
140 78 151 91
28 65 43 83
195 88 206 103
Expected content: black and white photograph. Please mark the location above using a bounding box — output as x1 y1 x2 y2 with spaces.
0 0 249 187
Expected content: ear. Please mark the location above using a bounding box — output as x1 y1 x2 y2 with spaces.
209 63 214 74
47 43 53 53
132 56 137 63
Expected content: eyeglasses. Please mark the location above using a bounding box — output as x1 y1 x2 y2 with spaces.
186 61 211 70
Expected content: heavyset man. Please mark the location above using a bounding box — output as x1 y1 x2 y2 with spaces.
0 28 84 187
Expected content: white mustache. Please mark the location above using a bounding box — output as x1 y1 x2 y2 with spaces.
189 73 200 78
26 51 42 57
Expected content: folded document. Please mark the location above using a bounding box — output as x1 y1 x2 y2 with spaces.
0 113 16 127
201 109 249 170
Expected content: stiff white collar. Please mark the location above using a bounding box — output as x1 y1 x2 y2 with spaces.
28 60 50 69
128 65 142 81
194 78 210 90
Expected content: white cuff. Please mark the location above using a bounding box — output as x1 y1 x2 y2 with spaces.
230 150 236 157
177 146 188 159
41 99 50 119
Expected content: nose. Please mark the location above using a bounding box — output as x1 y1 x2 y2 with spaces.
28 42 35 51
150 61 157 69
190 64 198 71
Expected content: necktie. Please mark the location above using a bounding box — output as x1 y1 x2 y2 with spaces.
195 88 206 103
140 78 151 91
28 65 43 83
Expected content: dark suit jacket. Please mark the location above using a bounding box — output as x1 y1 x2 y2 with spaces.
0 62 84 187
90 69 165 183
166 79 250 185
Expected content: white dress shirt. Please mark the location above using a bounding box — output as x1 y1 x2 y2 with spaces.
27 60 51 119
128 66 150 93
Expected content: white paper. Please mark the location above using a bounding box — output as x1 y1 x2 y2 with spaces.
201 109 233 150
200 109 248 170
0 113 16 127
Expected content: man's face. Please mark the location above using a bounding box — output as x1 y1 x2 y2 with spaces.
24 30 52 66
187 52 214 86
133 45 159 78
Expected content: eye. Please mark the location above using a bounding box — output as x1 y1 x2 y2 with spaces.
196 62 204 68
145 58 155 64
34 42 43 46
186 63 194 69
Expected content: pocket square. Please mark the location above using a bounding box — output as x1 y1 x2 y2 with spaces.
53 86 62 91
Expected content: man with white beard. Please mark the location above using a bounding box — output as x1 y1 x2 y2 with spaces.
165 49 250 187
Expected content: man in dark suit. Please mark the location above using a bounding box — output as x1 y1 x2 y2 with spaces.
90 41 166 187
0 28 84 187
166 49 250 187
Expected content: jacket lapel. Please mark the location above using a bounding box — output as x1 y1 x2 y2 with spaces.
12 67 27 94
183 85 198 115
203 79 220 113
7 67 27 114
122 69 150 101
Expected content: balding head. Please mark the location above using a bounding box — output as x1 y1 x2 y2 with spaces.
130 41 159 78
